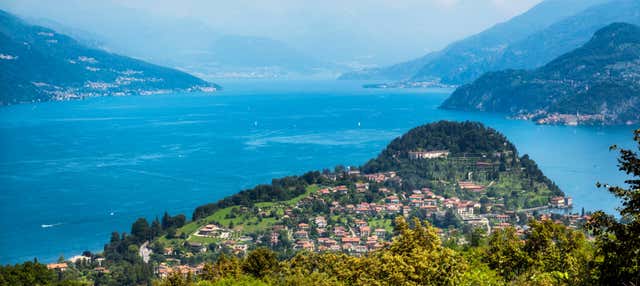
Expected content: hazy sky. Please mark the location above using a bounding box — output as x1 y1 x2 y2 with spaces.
1 0 543 65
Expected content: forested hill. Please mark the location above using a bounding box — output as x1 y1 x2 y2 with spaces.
363 121 562 200
0 10 219 106
441 23 640 126
368 121 516 160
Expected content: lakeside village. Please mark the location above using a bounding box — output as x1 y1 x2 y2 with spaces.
46 150 578 278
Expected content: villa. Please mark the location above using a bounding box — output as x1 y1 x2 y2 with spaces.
408 150 450 160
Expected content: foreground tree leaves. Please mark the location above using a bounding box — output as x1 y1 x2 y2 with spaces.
587 128 640 285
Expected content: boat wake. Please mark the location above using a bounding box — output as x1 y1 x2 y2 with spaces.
41 223 62 228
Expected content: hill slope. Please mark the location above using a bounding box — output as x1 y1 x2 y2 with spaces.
340 0 640 85
0 10 218 105
362 121 562 205
492 0 640 72
441 23 640 125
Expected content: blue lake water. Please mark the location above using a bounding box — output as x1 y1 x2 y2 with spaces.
0 80 636 264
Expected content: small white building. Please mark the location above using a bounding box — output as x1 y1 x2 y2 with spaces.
409 150 450 160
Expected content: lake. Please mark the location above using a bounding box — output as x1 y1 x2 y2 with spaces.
0 80 636 264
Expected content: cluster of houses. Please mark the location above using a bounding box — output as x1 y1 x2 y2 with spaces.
362 171 398 183
46 255 109 275
550 196 573 208
184 171 576 258
159 165 578 271
157 260 204 279
282 217 390 255
263 183 520 255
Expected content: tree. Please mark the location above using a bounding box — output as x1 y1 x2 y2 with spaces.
242 248 280 278
151 217 162 238
441 209 461 228
165 227 177 239
162 212 172 229
0 261 56 286
156 272 189 286
517 212 529 225
587 128 640 285
363 217 469 285
484 227 529 281
109 231 120 243
524 219 593 284
131 218 150 242
214 253 243 279
173 214 187 228
468 227 486 248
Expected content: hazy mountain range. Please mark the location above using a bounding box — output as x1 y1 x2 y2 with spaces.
340 0 640 85
0 10 218 105
181 35 325 80
25 15 323 80
441 23 640 126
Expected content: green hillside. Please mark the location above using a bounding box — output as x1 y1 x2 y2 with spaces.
0 10 219 105
442 23 640 125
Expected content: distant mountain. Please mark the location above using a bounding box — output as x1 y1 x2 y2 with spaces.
209 35 321 70
340 0 640 84
491 0 640 72
337 51 442 81
178 35 326 79
441 23 640 126
0 10 218 105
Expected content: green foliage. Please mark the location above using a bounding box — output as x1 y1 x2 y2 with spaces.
524 220 593 284
99 213 186 285
360 217 468 285
587 128 640 285
200 254 243 281
481 220 595 285
0 261 55 286
0 261 92 286
193 172 325 220
365 121 516 164
241 249 279 279
196 275 269 286
274 217 469 286
131 218 151 243
459 250 505 286
484 227 529 281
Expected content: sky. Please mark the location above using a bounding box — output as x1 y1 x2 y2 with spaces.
1 0 543 66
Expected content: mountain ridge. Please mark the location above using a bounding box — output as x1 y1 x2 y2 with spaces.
0 9 218 106
339 0 640 85
441 22 640 126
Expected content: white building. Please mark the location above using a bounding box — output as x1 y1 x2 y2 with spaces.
408 150 450 160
